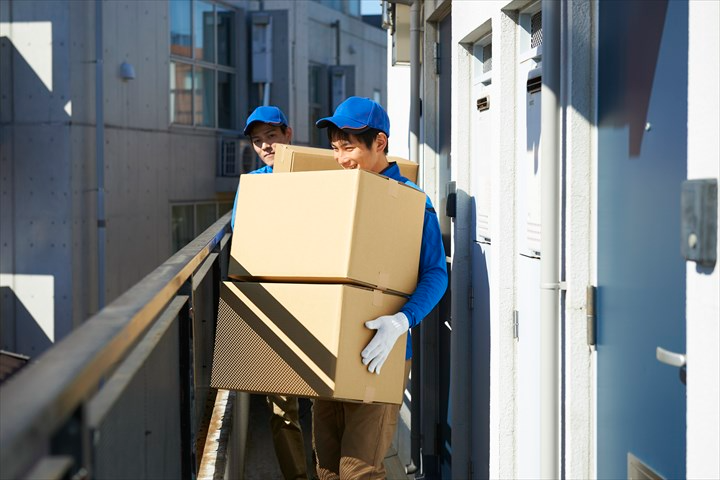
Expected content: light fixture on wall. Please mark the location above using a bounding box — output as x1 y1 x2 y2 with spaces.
119 61 136 81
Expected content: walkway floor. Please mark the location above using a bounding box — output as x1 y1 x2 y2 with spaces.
243 395 412 479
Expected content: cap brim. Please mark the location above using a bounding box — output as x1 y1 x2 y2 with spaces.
315 115 370 131
243 119 285 136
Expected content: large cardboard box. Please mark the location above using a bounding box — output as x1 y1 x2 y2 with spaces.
273 144 420 183
210 281 408 404
229 169 425 295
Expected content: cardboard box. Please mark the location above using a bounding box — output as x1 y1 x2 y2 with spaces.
229 169 425 295
273 144 420 183
210 281 408 404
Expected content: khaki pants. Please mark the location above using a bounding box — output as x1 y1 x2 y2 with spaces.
312 361 411 480
268 395 310 480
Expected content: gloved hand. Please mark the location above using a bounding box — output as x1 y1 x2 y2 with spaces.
361 312 409 375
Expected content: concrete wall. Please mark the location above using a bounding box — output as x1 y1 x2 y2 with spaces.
1 0 388 357
1 0 77 355
687 1 720 478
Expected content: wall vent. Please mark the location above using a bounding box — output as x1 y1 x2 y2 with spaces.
483 43 493 73
530 12 543 48
527 75 542 94
220 138 253 176
476 96 490 112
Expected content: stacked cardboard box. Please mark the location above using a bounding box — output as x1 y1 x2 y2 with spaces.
211 169 426 404
272 144 420 184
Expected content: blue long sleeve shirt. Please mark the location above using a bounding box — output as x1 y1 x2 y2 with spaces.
381 163 448 359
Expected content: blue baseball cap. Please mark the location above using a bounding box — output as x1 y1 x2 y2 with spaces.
243 106 289 135
315 96 390 137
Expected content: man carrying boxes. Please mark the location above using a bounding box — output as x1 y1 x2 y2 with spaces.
312 97 448 479
231 106 312 480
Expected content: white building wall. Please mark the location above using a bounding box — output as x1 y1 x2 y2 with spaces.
563 1 594 478
687 1 720 478
452 1 518 478
452 0 595 477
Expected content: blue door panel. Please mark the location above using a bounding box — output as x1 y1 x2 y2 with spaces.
597 1 687 478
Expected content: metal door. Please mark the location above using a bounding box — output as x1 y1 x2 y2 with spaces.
597 1 687 478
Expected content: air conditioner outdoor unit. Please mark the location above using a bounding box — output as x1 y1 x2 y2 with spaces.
220 138 252 176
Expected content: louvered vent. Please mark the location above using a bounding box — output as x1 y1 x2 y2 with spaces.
531 12 543 48
476 96 490 112
483 43 493 73
527 76 542 94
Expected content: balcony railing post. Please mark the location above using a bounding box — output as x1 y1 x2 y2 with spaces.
178 279 198 479
50 405 89 479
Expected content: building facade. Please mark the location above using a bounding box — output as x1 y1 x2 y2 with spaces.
386 0 719 478
0 0 386 356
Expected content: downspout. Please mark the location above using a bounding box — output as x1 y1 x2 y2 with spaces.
409 1 420 164
540 0 561 478
408 0 423 474
95 0 105 309
332 19 341 66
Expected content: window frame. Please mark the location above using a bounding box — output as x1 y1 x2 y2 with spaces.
169 0 240 132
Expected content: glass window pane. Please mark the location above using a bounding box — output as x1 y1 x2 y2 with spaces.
217 6 235 66
194 0 215 62
194 67 215 127
170 61 193 124
172 205 195 252
170 0 192 57
196 203 217 234
217 72 236 129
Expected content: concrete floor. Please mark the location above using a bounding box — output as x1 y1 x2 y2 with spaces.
242 395 411 480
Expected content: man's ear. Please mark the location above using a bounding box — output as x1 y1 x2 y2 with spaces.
375 132 388 153
285 127 293 143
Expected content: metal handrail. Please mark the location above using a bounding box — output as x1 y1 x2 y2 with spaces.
0 211 232 479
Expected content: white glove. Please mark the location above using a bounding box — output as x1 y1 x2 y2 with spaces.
361 312 409 375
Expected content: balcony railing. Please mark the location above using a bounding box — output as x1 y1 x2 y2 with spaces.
0 212 236 479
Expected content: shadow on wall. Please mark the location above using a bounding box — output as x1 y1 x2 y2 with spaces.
0 27 74 356
468 193 491 476
0 286 53 358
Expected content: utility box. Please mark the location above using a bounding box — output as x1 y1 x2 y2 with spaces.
210 281 408 404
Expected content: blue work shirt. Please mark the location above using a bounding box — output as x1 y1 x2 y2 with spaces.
230 165 273 230
380 162 448 359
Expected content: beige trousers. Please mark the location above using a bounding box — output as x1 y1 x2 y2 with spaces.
312 361 411 480
268 395 310 480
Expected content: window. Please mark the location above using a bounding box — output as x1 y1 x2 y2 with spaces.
170 0 237 130
309 64 329 147
171 201 233 252
314 0 361 17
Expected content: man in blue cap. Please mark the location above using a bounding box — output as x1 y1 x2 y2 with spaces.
231 106 312 480
313 97 448 479
230 105 292 229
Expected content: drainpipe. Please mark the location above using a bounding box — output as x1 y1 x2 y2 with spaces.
408 0 423 474
95 0 105 309
540 0 561 478
332 19 341 66
409 1 420 165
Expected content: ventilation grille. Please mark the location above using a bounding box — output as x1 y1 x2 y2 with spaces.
476 96 490 112
220 138 239 176
527 76 542 94
482 43 493 73
531 12 543 48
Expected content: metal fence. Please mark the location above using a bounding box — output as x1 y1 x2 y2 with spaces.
0 212 237 479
